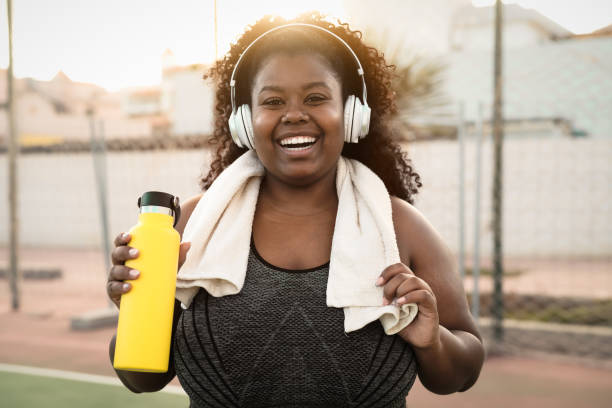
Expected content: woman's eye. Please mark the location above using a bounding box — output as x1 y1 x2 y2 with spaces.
306 95 326 103
263 98 282 106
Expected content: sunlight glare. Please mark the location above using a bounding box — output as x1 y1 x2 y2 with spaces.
216 0 347 58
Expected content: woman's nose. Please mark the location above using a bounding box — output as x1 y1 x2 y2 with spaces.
281 104 308 124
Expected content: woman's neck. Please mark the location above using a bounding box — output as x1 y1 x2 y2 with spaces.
259 168 338 218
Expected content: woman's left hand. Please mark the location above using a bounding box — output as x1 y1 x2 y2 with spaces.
377 263 440 349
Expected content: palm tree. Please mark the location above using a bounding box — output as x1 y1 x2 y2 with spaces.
364 29 452 141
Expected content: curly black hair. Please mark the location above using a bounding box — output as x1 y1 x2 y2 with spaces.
200 11 422 203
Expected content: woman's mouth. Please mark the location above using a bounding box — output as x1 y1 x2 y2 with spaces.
278 135 318 152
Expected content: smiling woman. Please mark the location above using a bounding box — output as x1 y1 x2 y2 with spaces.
107 11 484 407
251 53 345 187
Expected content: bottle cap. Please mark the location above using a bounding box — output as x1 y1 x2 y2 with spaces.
137 191 181 228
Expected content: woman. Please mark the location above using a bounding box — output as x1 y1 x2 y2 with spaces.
108 12 484 407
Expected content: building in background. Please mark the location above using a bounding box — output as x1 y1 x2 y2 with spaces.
121 48 215 137
0 50 214 144
443 4 612 138
0 70 155 144
343 0 471 59
2 3 610 143
161 62 214 137
344 1 612 139
449 3 572 51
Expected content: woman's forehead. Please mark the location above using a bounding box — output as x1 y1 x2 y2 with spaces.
252 53 342 92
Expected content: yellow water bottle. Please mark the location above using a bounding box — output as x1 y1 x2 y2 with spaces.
113 191 181 372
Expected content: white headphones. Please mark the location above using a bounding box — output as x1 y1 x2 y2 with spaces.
228 23 371 150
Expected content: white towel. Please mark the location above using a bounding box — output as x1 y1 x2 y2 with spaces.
176 150 418 334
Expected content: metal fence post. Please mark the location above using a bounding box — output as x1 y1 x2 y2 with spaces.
6 0 20 311
472 102 484 321
89 114 113 308
492 0 505 342
458 102 466 280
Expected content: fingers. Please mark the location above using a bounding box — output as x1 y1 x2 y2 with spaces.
396 289 438 319
178 242 191 270
107 280 132 308
382 273 422 305
109 264 140 282
107 263 139 305
107 279 132 298
377 263 432 306
113 232 131 247
111 241 139 265
108 235 189 307
108 232 139 307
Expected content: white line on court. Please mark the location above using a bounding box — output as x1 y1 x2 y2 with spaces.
0 363 186 395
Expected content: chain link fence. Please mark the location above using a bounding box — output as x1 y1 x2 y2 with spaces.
2 27 612 364
407 97 612 360
1 110 610 361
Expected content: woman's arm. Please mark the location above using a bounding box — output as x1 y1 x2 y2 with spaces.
108 193 203 392
385 197 485 394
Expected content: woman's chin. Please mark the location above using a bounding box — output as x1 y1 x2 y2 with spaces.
267 160 339 188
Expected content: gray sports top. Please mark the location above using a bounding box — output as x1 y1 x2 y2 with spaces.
173 244 417 407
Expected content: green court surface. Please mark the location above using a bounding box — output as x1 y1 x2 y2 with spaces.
0 371 188 408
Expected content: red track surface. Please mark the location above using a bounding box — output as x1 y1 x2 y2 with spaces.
1 247 611 407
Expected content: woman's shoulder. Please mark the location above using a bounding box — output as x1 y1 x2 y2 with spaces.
390 197 480 338
389 196 453 271
175 192 204 237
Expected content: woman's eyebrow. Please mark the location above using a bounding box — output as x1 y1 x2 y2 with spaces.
302 81 331 91
258 82 332 95
258 85 283 94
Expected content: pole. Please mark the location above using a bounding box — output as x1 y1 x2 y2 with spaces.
6 0 19 311
88 113 113 308
492 0 505 342
213 0 218 61
472 102 484 321
458 102 465 280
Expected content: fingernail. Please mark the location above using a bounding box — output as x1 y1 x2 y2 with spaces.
382 297 389 306
129 248 139 257
128 269 140 279
122 233 129 240
375 277 384 286
397 296 406 304
122 283 130 291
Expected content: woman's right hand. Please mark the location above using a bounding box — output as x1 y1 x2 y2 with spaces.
107 232 191 309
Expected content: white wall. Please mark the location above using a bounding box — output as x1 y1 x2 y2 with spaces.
453 21 550 52
408 137 611 257
343 0 470 57
0 150 207 248
165 69 215 136
0 138 610 257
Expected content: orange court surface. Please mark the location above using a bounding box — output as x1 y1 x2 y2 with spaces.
1 246 611 407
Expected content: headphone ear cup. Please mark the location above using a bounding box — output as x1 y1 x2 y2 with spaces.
228 111 245 148
352 101 363 143
239 104 255 150
349 96 371 142
228 105 255 149
360 104 371 139
344 95 356 143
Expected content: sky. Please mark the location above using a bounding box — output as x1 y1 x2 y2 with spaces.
0 0 610 91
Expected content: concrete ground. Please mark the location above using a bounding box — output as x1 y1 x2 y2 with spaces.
1 246 611 407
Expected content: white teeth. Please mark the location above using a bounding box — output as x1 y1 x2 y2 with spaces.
279 136 316 146
284 145 311 151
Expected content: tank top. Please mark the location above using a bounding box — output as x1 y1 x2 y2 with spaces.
173 243 417 408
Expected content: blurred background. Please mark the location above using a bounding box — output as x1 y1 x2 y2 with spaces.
1 0 611 407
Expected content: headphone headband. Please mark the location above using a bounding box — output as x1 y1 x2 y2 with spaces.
229 23 369 113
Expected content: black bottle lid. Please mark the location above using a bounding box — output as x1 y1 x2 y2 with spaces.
137 191 181 228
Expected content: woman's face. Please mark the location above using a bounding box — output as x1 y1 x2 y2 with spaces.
250 52 345 187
